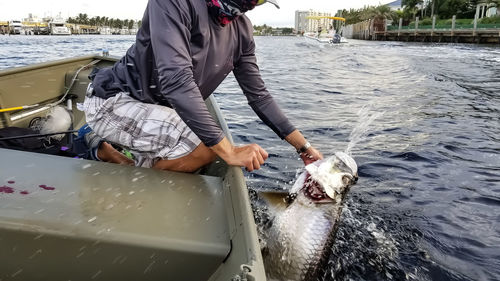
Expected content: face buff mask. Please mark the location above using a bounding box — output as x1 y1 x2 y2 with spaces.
206 0 258 26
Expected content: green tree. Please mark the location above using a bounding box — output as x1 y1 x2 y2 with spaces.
128 19 135 30
402 0 423 18
365 5 396 20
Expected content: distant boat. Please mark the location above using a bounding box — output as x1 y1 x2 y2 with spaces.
304 16 348 44
49 17 71 35
8 20 22 35
304 32 348 44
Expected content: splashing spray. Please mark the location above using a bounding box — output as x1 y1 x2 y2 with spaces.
345 106 384 155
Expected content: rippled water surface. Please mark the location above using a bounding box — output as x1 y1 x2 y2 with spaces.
1 35 499 281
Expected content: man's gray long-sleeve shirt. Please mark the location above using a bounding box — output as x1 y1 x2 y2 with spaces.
91 0 295 146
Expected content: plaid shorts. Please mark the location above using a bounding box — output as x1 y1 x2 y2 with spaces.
78 90 201 168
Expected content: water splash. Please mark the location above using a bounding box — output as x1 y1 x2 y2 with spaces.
345 106 384 155
325 197 426 281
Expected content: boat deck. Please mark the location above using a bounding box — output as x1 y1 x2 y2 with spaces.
0 148 230 280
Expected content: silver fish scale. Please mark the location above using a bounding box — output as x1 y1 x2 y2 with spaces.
264 196 340 281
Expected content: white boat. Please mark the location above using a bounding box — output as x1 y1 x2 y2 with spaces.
8 20 22 35
304 16 348 44
49 17 71 35
304 32 348 44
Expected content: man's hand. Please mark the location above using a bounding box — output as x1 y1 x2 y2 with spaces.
211 137 268 172
300 146 323 165
284 129 323 165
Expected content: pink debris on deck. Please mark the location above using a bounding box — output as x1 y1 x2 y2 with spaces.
39 185 55 191
0 186 15 194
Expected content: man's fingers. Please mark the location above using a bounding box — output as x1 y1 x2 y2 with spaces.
256 150 265 165
259 147 269 160
253 157 261 170
246 159 254 172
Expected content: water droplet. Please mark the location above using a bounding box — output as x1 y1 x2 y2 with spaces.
76 252 85 258
112 256 122 264
11 269 23 278
33 234 44 240
88 216 97 223
91 270 102 279
29 249 42 259
129 191 135 195
144 260 155 274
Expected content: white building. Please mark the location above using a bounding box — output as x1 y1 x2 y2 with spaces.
294 10 332 34
295 10 308 33
385 0 403 11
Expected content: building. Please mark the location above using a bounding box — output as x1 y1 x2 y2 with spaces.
295 10 308 34
476 2 498 18
385 0 403 11
294 10 332 34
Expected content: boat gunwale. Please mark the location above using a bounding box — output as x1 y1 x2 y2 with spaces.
0 54 116 77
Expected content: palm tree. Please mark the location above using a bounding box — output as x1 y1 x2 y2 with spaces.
364 5 396 21
403 0 423 18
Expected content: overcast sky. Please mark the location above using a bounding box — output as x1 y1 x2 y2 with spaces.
0 0 386 27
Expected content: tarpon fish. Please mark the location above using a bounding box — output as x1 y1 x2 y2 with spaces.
258 152 358 281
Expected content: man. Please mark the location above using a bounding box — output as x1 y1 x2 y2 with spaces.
81 0 322 172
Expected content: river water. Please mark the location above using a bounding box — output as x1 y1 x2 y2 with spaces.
1 35 499 281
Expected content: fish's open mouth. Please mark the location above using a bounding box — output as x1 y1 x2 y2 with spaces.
303 173 334 203
301 152 358 202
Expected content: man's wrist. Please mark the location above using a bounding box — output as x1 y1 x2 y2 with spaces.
210 137 234 158
296 141 311 154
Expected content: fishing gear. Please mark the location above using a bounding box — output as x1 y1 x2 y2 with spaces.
0 104 39 113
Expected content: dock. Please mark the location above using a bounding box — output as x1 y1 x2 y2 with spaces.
344 16 500 44
375 29 500 44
